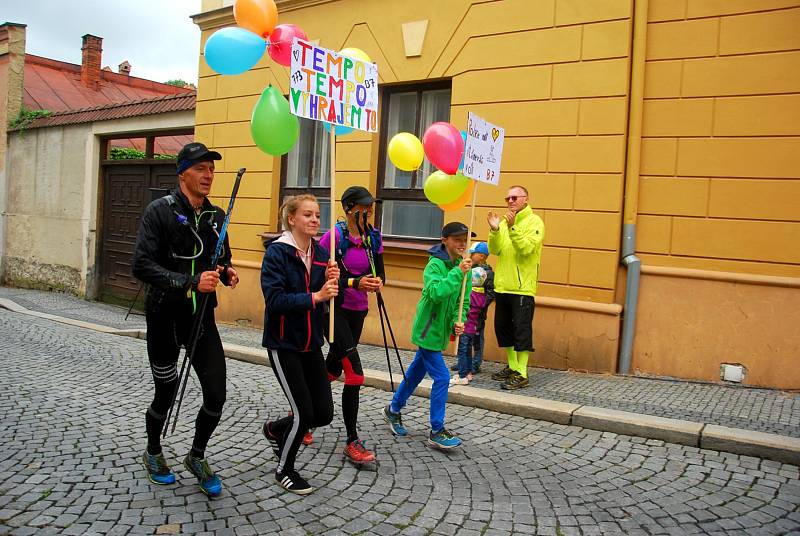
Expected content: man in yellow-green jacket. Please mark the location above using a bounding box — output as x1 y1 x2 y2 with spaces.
487 185 545 390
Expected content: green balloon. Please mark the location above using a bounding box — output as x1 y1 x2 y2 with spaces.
250 85 299 156
423 170 470 205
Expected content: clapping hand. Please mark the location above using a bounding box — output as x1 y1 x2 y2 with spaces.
487 211 502 231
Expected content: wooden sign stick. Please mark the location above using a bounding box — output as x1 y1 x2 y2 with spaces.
329 129 336 343
454 181 479 354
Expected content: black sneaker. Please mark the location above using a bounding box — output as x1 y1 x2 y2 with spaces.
275 469 314 495
262 421 283 459
502 372 530 390
491 366 514 381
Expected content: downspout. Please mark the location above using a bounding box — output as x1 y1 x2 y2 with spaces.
618 0 648 374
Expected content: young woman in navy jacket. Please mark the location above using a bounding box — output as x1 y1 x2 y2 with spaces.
260 194 339 495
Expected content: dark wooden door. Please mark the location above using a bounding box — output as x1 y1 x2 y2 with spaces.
99 163 176 302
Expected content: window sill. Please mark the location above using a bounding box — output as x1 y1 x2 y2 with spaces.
258 232 437 253
381 238 437 252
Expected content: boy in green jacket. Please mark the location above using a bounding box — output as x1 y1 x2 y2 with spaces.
382 222 473 449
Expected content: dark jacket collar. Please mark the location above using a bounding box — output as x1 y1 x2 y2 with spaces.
427 243 455 263
172 187 213 215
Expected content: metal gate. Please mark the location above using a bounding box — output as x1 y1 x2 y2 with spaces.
98 162 177 302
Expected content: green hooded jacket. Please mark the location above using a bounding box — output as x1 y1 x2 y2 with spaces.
410 244 472 351
487 205 545 296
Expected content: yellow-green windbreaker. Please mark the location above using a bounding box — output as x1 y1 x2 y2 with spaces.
487 205 545 296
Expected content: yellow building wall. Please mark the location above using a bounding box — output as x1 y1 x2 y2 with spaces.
633 0 800 388
196 0 800 387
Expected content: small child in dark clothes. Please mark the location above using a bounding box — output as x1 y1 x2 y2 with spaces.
451 242 494 385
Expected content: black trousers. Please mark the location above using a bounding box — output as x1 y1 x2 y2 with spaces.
494 293 535 352
144 306 226 457
269 348 334 474
326 308 368 443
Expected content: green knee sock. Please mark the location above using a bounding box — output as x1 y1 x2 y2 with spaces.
517 350 530 378
504 347 518 372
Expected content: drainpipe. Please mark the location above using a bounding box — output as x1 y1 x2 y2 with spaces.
619 226 641 374
618 0 648 374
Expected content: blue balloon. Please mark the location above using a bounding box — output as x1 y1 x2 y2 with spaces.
323 122 355 136
204 27 266 76
458 130 467 170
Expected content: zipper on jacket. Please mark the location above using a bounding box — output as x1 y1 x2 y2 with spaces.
420 312 437 339
303 247 313 352
280 315 285 339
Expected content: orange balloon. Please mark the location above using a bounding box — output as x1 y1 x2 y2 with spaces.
234 0 278 38
439 180 475 212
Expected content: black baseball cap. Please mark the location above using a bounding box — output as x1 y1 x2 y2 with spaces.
341 186 376 210
177 142 222 165
441 222 477 238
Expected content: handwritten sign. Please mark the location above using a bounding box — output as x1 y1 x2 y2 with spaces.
289 39 378 133
463 112 504 185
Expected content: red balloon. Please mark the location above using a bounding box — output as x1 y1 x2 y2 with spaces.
422 122 464 175
268 24 308 67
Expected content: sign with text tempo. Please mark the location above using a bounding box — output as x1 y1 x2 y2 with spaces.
289 39 378 133
463 112 505 185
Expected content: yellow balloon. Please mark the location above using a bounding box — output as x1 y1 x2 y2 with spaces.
388 132 424 171
339 47 371 63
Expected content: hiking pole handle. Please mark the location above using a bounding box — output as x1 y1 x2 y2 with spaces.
211 167 245 268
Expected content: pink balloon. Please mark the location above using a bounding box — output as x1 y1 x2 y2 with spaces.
267 24 307 66
422 122 464 175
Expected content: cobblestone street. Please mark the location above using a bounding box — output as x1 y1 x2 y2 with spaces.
1 308 799 535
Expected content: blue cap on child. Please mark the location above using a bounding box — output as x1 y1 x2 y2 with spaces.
469 242 489 256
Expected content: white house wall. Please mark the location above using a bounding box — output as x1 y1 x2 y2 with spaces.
3 110 194 296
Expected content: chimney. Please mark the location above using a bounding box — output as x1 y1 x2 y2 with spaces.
0 23 27 122
118 60 131 76
81 34 102 90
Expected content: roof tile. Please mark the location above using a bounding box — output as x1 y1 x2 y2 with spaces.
12 92 197 131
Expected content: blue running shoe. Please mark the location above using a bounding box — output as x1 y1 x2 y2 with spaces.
183 454 222 497
141 451 175 485
428 428 462 450
382 405 407 437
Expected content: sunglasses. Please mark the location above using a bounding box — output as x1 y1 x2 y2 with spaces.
504 195 527 202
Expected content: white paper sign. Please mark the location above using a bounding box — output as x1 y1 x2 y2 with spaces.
289 39 379 132
463 112 504 185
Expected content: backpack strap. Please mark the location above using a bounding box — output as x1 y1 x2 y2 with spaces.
335 220 350 261
367 227 382 256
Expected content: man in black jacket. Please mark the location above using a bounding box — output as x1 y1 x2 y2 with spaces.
132 142 238 497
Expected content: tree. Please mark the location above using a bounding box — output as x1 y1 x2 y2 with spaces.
164 79 196 89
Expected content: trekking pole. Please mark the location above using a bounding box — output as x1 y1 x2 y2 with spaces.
359 213 406 381
352 211 395 390
125 284 144 321
163 167 246 436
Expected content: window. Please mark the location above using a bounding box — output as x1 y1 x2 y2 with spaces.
280 117 332 229
378 83 451 240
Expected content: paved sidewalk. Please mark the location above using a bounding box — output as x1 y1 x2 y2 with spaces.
2 307 798 536
2 286 798 443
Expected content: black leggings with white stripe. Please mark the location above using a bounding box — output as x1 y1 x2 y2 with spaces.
268 348 333 474
144 307 226 458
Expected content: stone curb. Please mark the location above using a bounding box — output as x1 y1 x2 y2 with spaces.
2 297 799 466
572 406 704 447
702 424 800 466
